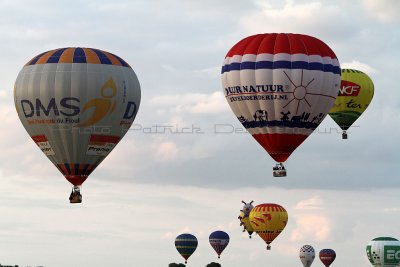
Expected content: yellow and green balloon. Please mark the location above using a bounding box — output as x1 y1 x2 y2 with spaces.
329 69 374 139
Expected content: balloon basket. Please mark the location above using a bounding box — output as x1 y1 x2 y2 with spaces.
342 131 348 139
273 163 287 177
69 186 82 204
267 245 271 250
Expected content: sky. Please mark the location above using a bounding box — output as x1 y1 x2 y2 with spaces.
0 0 399 266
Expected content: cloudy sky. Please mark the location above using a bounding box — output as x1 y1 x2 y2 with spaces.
0 0 399 266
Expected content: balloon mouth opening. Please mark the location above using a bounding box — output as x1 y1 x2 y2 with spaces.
65 175 88 186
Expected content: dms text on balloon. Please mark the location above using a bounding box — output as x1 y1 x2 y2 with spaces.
19 97 137 124
20 98 80 118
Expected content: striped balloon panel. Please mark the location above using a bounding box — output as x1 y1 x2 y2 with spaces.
25 47 131 68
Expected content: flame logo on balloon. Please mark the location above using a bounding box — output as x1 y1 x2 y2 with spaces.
76 78 117 127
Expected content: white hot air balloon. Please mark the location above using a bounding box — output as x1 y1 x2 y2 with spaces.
221 33 340 177
14 47 141 203
367 237 400 266
300 245 315 267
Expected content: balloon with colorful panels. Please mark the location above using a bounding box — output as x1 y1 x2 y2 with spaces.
209 231 230 259
238 200 254 238
366 237 400 266
299 245 315 267
14 47 141 203
319 249 336 266
329 69 374 139
175 233 198 264
249 203 288 250
221 33 340 177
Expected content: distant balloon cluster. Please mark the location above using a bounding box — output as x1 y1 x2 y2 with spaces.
299 245 337 267
174 231 229 264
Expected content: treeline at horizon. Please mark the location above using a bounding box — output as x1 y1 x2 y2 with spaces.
169 263 221 267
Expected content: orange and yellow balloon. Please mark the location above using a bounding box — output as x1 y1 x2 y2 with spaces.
249 203 288 250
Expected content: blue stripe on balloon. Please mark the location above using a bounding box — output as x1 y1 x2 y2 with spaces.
73 48 86 63
28 51 48 65
92 49 112 65
64 163 71 175
81 164 90 176
240 62 256 69
241 120 320 130
111 53 130 67
46 48 68 63
209 231 229 239
74 164 80 175
256 61 273 69
221 60 340 75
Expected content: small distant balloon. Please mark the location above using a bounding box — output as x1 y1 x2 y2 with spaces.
209 231 230 258
319 249 336 266
175 233 198 264
299 245 315 267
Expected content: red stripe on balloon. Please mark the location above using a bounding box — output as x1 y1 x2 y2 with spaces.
252 133 308 162
225 33 337 58
31 134 47 143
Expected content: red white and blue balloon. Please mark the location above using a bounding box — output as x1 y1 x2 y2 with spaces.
209 230 230 258
221 33 340 165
